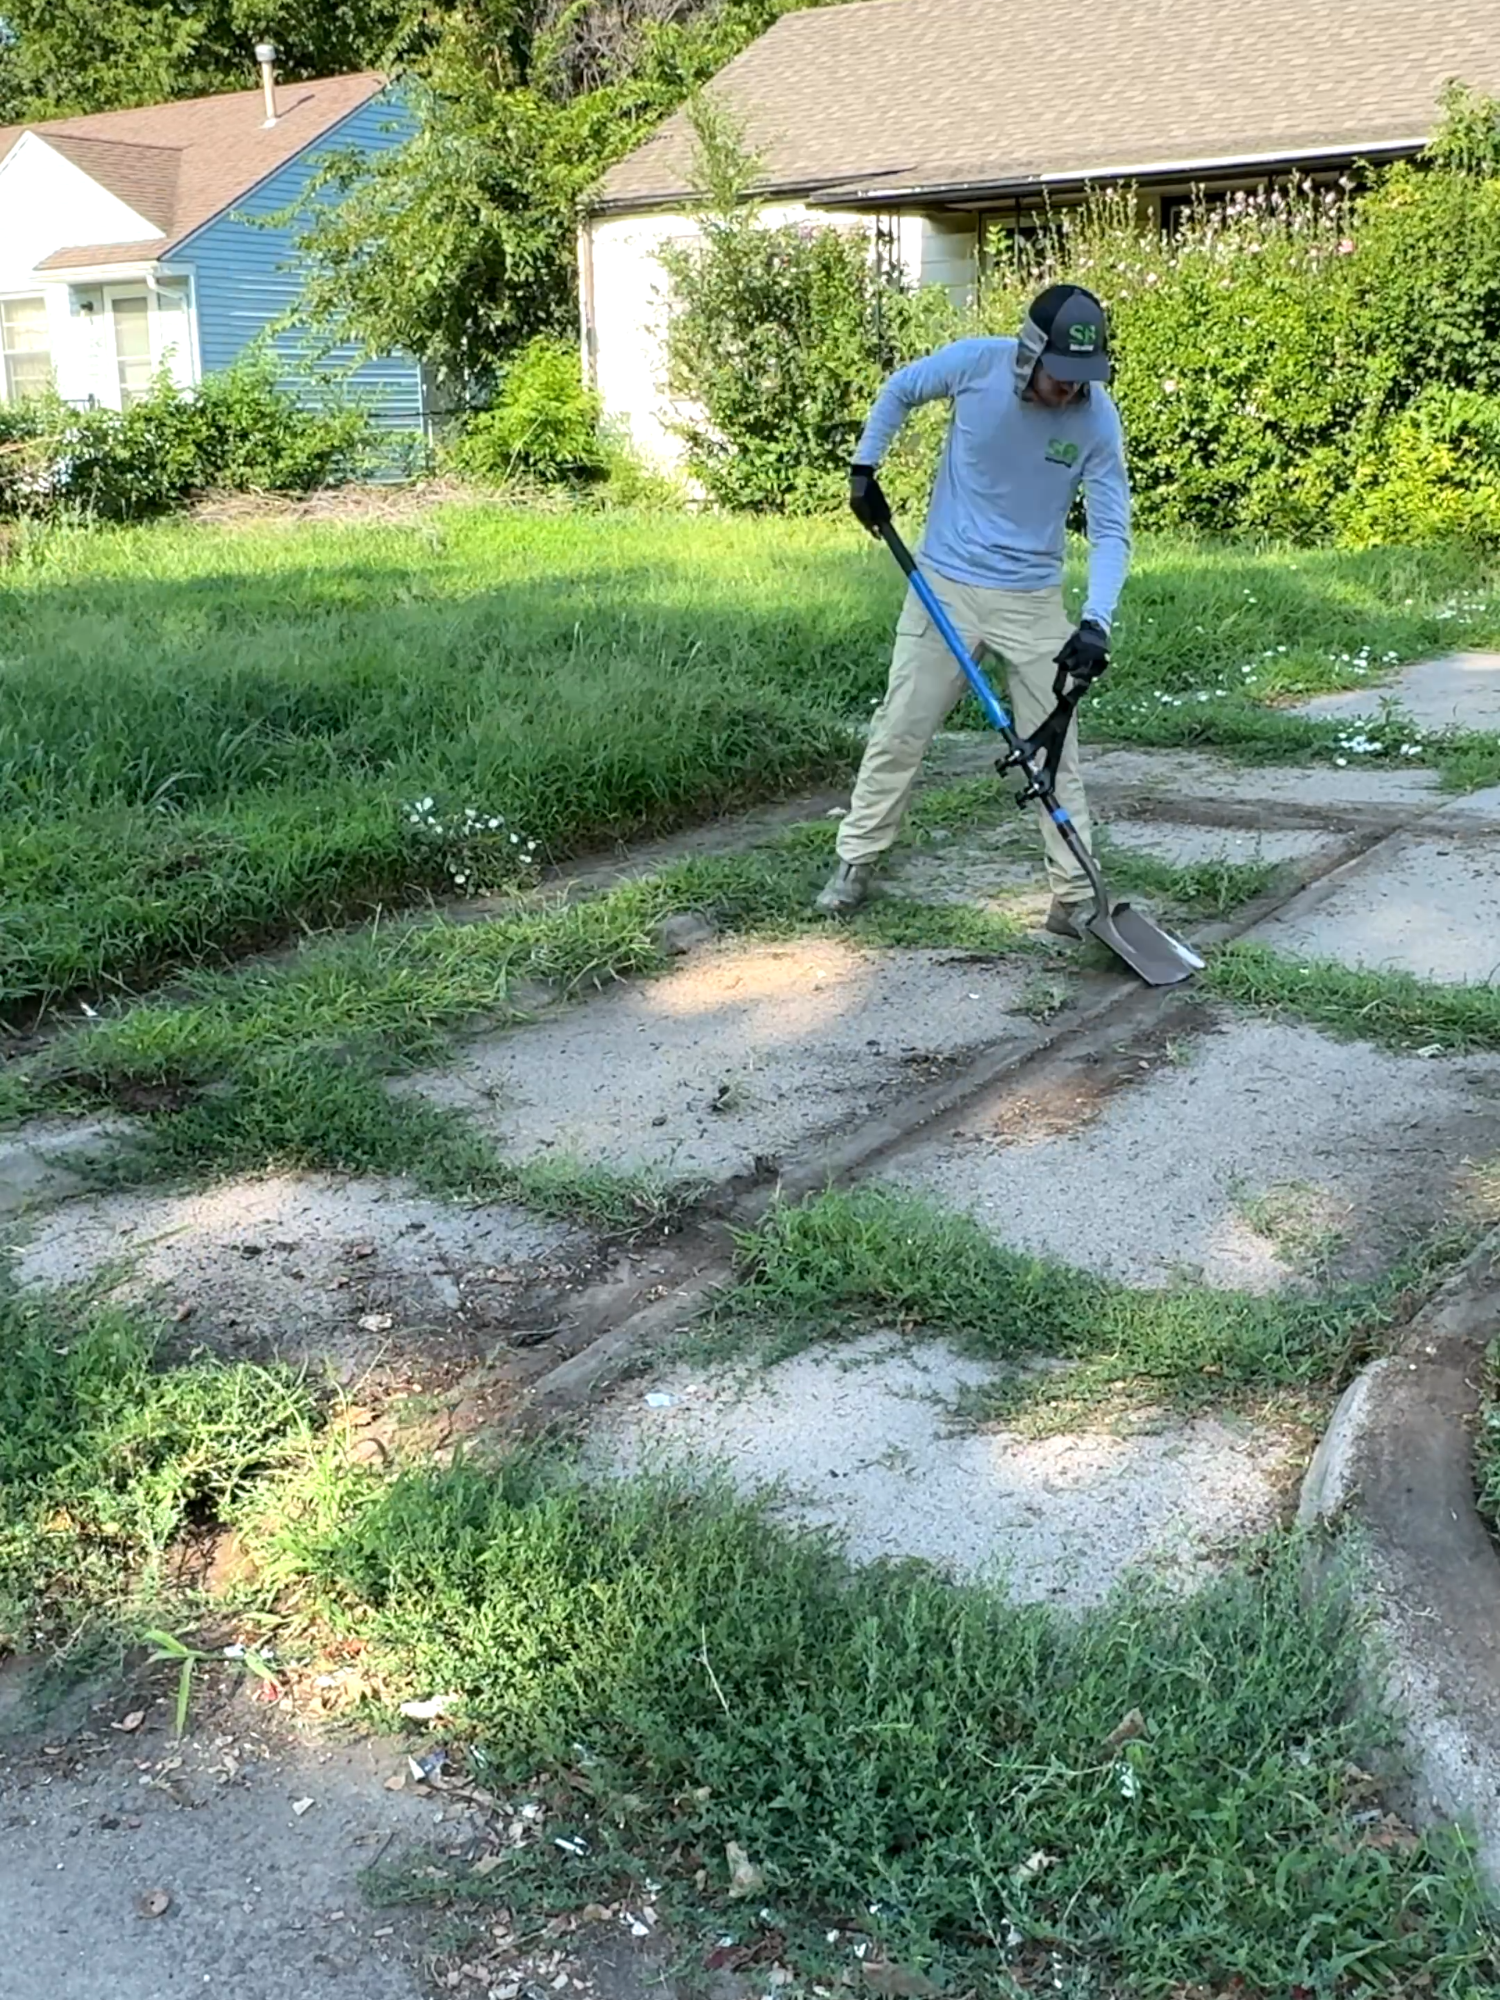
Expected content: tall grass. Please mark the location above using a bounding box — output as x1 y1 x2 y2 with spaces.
4 505 1498 1008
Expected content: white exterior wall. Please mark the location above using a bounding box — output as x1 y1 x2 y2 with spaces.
584 199 979 471
0 132 199 408
583 200 868 471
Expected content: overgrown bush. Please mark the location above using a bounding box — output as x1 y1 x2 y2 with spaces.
1338 386 1500 547
448 334 608 484
662 197 958 513
662 85 1500 544
0 356 373 523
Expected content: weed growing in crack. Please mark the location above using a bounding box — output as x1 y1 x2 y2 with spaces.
711 1186 1473 1420
236 1454 1499 1997
1207 942 1500 1053
0 1281 316 1666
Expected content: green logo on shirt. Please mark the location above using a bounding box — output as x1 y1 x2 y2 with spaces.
1045 437 1081 467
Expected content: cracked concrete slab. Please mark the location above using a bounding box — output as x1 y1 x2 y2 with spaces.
1297 652 1500 735
0 1728 434 2000
883 1017 1500 1290
0 1116 134 1217
405 938 1046 1183
592 1337 1297 1604
1101 818 1334 868
1253 824 1500 983
10 1173 595 1373
1079 745 1442 810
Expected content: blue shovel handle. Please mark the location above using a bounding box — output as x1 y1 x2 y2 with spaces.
875 520 1080 839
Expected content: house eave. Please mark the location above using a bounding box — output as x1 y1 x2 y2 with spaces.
587 133 1427 219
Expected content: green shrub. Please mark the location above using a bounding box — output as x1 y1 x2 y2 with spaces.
1338 386 1500 546
0 359 374 523
978 186 1379 540
189 357 373 492
662 206 959 513
449 335 606 484
659 85 1500 542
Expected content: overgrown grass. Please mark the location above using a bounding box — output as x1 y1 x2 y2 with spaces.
5 506 1497 1011
1207 941 1500 1053
714 1187 1460 1421
245 1450 1498 1996
0 1282 316 1662
7 781 1277 1186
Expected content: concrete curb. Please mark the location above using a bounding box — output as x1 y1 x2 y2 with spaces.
1298 1230 1500 1886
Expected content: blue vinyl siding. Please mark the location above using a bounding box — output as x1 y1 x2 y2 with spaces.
175 90 423 437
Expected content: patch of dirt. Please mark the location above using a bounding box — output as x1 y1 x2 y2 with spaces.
406 938 1051 1185
10 1172 605 1380
186 477 479 528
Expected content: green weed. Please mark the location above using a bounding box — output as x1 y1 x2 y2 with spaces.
247 1453 1499 1995
1207 942 1500 1052
0 1283 316 1661
715 1186 1464 1419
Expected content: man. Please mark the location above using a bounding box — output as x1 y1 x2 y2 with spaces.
815 283 1130 938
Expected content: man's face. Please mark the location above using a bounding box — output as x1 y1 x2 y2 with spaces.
1031 365 1083 409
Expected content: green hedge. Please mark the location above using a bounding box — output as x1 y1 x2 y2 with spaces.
661 90 1500 545
0 356 373 523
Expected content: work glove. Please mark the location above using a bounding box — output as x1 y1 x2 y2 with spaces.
1053 618 1110 693
848 463 891 536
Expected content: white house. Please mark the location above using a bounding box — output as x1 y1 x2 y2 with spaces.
0 58 423 428
580 0 1500 469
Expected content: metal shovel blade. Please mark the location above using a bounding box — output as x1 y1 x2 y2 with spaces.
1084 900 1205 986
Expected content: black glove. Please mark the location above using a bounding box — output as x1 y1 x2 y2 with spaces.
1053 618 1110 692
848 463 891 536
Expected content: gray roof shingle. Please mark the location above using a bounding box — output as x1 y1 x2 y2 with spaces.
594 0 1500 210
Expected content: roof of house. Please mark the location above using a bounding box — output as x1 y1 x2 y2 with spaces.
0 70 386 269
593 0 1500 212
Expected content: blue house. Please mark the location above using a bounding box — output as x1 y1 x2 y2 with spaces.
0 58 424 434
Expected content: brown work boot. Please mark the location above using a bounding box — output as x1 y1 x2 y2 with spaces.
814 860 875 915
1045 897 1094 940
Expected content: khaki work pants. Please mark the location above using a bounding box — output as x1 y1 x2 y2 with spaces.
836 575 1094 903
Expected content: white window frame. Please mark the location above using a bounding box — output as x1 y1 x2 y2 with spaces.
0 293 53 402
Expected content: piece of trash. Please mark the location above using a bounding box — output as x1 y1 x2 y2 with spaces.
643 1392 678 1410
1118 1764 1140 1801
725 1841 764 1900
113 1711 146 1734
554 1836 588 1856
291 1797 315 1818
408 1749 447 1784
1103 1707 1146 1753
358 1312 394 1334
399 1693 459 1722
138 1888 172 1918
1012 1850 1056 1884
630 1921 650 1939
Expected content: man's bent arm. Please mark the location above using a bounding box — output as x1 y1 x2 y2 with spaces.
853 340 987 466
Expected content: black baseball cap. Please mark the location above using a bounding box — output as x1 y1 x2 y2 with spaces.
1026 284 1111 382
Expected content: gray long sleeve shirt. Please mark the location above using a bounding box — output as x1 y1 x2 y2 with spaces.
854 335 1132 628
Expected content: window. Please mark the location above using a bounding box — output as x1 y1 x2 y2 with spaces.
0 296 51 401
111 293 152 407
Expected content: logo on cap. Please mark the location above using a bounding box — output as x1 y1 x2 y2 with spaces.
1066 321 1099 353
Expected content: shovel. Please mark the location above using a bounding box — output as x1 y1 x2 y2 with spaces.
877 519 1204 987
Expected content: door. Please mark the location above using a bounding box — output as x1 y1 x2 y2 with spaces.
111 294 152 407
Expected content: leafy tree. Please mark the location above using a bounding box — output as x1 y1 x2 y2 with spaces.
283 0 844 387
0 0 415 121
